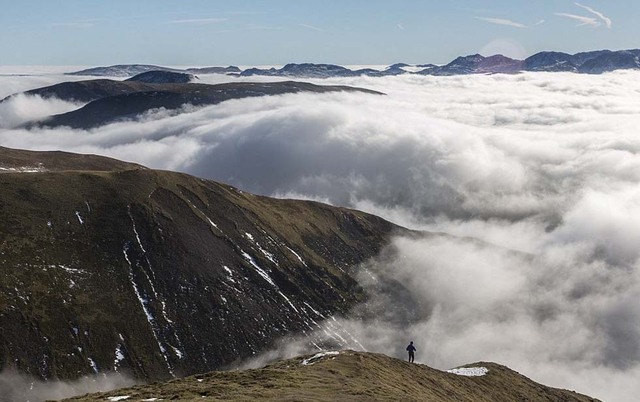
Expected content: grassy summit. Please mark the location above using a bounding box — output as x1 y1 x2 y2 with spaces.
60 351 599 402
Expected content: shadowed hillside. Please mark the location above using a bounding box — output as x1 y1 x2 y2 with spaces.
0 147 403 383
60 351 600 402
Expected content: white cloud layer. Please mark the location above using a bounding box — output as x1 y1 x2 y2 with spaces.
0 94 82 128
0 368 135 402
3 70 640 400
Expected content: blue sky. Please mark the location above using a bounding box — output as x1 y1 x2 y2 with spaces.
1 0 637 66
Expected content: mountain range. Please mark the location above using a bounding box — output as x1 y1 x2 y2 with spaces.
65 48 640 79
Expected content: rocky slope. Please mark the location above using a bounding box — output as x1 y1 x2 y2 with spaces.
60 351 600 402
0 147 403 383
2 80 382 129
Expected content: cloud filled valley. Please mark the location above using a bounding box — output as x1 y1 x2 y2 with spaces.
3 70 640 401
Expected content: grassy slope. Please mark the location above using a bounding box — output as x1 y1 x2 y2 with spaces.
61 351 600 402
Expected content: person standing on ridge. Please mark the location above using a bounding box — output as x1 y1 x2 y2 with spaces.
406 341 416 363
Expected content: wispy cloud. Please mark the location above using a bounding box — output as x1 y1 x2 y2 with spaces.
475 17 527 28
298 23 324 32
554 12 599 27
475 17 545 29
166 18 226 25
575 2 612 28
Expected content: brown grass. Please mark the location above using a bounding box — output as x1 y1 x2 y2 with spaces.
60 351 600 402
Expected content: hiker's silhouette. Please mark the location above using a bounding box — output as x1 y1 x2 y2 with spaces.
406 341 416 363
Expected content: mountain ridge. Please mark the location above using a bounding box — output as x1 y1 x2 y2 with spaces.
59 351 600 402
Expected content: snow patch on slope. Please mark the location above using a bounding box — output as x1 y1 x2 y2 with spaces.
301 351 340 366
447 367 489 377
241 249 276 287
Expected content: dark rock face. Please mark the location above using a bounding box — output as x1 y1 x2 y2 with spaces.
6 80 382 129
126 71 196 84
0 148 402 382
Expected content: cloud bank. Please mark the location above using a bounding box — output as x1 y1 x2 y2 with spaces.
3 70 640 400
0 369 136 402
0 94 82 128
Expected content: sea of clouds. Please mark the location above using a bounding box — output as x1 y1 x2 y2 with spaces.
2 69 640 401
